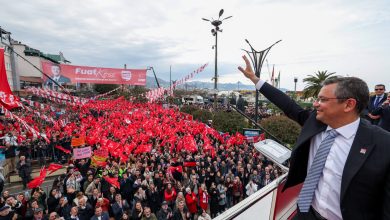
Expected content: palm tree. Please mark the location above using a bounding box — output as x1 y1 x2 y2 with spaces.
302 70 337 98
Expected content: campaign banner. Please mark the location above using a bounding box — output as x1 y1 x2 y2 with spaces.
73 146 92 159
41 61 147 85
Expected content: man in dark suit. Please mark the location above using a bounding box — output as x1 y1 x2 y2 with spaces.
363 84 387 124
239 55 390 220
372 94 390 132
236 95 246 112
90 206 109 220
16 155 31 190
44 64 71 88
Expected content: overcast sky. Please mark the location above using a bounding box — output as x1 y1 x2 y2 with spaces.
1 0 389 91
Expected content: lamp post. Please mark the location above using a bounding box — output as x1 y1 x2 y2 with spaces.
202 9 232 108
294 77 298 100
243 39 281 122
147 66 160 88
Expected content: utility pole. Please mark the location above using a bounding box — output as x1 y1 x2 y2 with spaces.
202 9 232 109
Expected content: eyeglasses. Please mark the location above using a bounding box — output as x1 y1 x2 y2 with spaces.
375 88 384 91
314 97 349 103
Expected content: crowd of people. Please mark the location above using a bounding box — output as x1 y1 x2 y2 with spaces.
0 94 283 220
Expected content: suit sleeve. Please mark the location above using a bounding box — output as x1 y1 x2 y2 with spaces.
259 82 310 126
371 106 384 116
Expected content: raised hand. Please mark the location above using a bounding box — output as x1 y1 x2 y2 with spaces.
238 55 259 84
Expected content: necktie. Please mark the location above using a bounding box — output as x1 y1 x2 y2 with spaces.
374 96 380 107
297 129 339 212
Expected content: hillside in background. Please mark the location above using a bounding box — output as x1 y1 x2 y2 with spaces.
146 76 255 91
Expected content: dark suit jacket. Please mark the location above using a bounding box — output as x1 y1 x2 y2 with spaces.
363 94 387 124
372 105 390 132
259 82 390 220
90 212 109 220
45 75 71 87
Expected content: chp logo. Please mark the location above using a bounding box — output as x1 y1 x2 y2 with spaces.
121 70 132 81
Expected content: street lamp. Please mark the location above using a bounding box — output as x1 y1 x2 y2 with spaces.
146 66 160 88
294 77 298 99
243 39 281 122
202 9 232 107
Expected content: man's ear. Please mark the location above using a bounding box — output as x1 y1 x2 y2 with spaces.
344 99 358 113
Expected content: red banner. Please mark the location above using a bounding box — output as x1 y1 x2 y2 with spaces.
41 61 147 85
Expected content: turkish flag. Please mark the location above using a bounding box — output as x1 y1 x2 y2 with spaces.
184 161 197 167
103 176 120 189
55 145 71 154
27 167 47 189
0 49 21 110
168 165 183 174
47 163 63 174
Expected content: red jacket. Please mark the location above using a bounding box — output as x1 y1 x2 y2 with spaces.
185 192 198 214
164 187 177 202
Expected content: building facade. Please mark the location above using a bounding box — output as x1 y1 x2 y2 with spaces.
0 27 70 91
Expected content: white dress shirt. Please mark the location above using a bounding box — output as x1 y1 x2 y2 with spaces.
310 119 359 220
255 80 359 219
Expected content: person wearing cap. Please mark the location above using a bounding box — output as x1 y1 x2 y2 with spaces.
156 201 172 220
0 205 15 220
25 199 41 219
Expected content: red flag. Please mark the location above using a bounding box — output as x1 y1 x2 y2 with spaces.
254 133 266 142
55 145 71 154
184 161 197 167
168 166 183 174
27 167 47 189
0 49 12 94
103 176 120 189
0 49 21 110
27 176 45 189
133 144 151 154
47 163 63 174
39 167 47 179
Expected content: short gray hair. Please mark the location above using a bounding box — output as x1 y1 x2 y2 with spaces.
323 76 369 114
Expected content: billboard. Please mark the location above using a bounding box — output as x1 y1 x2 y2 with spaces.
41 61 147 86
243 128 261 137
